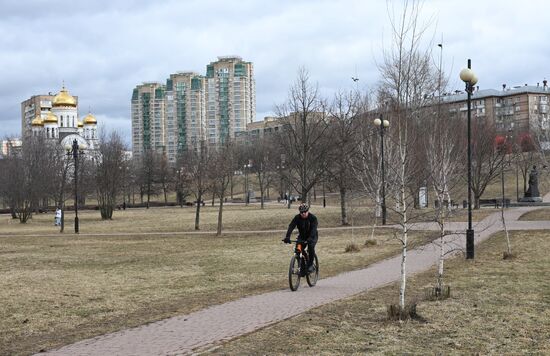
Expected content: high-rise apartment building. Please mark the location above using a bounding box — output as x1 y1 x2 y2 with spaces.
131 82 166 161
165 72 206 156
205 56 255 145
131 56 255 164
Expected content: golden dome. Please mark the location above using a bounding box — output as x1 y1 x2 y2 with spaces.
43 111 58 124
52 87 77 107
77 121 84 128
31 115 44 126
83 113 97 125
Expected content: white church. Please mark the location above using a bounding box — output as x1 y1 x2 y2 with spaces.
25 86 99 150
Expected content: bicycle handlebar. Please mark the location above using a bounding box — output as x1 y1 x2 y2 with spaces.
287 239 308 244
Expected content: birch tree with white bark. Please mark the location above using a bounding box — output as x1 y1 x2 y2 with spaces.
378 0 437 315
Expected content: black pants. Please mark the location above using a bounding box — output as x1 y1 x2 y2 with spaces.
305 239 317 268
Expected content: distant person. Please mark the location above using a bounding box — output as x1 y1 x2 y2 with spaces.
54 207 62 226
282 203 318 273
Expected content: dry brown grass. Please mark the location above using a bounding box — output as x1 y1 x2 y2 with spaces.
0 215 438 355
0 201 493 239
0 204 376 236
208 230 550 355
518 207 550 221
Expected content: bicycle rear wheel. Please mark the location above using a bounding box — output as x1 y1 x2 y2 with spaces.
306 255 319 287
288 255 301 291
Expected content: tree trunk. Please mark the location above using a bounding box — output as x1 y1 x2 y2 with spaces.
60 209 64 233
260 185 265 209
437 223 444 291
340 187 348 225
399 160 408 310
217 195 224 236
146 184 151 209
230 175 233 199
194 193 202 230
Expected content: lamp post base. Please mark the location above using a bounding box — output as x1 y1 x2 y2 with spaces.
75 217 79 234
466 229 474 259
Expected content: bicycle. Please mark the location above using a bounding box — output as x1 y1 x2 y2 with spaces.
286 239 319 291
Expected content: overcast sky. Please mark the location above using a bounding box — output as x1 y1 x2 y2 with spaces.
2 0 550 143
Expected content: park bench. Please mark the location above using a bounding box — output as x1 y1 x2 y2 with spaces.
478 198 511 208
434 200 460 209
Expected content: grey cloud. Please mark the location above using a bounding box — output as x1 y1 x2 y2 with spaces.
3 0 550 139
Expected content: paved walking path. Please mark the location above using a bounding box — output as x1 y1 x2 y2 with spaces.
41 199 550 356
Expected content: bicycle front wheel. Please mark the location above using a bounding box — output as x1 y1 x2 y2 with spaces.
306 255 319 287
288 255 301 291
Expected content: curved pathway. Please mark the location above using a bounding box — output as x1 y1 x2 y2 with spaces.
40 198 550 356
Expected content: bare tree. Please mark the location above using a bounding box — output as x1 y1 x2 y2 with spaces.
275 67 331 203
211 142 237 235
326 89 363 225
157 153 172 205
182 141 212 230
140 149 158 208
2 136 54 223
378 0 437 314
94 131 127 219
246 136 278 209
174 160 191 207
470 119 505 208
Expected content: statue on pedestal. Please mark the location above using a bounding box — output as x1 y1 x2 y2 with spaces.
520 165 542 202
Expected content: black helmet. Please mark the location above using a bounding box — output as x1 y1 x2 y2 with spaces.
299 203 309 213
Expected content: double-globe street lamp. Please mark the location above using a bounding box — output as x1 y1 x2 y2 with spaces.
65 139 86 234
459 59 478 259
374 117 390 225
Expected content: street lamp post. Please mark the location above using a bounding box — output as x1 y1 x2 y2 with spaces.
244 162 252 205
65 139 85 234
460 59 478 259
374 117 390 225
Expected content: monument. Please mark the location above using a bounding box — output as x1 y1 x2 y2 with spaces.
520 166 543 202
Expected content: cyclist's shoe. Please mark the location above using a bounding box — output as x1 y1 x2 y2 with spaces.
308 265 316 273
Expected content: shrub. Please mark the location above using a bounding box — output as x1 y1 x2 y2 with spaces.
364 239 378 246
344 243 361 253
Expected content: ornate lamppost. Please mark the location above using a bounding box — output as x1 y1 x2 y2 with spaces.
374 117 390 225
460 59 478 259
65 139 86 234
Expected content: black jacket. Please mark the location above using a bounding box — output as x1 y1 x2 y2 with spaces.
286 213 318 242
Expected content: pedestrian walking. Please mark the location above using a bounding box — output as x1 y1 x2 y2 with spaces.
54 207 62 226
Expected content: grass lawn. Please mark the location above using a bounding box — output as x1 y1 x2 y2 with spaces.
518 207 550 221
0 219 439 355
0 200 494 238
208 230 550 355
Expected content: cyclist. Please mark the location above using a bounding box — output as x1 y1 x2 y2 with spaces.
283 203 318 273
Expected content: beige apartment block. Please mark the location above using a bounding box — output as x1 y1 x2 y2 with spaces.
442 82 550 137
21 95 54 139
131 82 166 161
